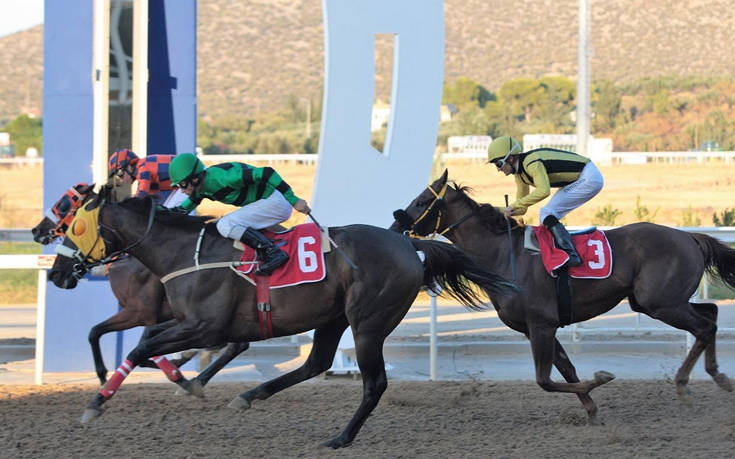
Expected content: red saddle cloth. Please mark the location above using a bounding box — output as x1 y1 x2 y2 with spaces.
532 226 613 279
236 223 326 288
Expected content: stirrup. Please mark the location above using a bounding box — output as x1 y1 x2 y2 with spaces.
255 250 288 275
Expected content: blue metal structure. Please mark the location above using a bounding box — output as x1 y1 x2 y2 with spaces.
42 0 196 372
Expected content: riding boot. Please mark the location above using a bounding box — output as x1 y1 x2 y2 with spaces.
240 227 289 275
543 216 582 268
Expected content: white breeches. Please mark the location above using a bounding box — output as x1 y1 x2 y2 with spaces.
539 162 604 222
162 188 189 208
216 191 293 240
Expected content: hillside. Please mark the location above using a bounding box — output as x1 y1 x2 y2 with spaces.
1 0 734 121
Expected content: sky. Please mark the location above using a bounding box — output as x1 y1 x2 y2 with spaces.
0 0 44 38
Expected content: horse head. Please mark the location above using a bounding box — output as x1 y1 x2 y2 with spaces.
32 183 96 244
48 185 124 289
391 169 517 238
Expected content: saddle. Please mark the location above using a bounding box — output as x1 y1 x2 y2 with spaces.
232 223 331 288
525 225 613 326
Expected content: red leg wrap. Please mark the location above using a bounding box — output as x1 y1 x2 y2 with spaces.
100 359 133 398
152 355 182 382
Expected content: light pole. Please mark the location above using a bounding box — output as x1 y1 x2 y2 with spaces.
576 0 590 157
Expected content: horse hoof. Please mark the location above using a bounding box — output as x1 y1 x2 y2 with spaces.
676 386 694 406
227 396 251 410
174 387 192 396
714 373 733 392
187 379 205 399
321 436 351 449
80 406 104 424
594 371 615 385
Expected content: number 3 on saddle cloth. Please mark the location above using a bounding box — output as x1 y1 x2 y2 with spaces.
531 226 613 326
532 226 613 279
233 223 328 338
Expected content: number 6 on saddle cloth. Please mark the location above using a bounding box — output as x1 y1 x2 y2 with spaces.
233 223 331 288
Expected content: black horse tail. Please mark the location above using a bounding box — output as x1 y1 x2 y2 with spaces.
692 233 735 290
409 239 518 311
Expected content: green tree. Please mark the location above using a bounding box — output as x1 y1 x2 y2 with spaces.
713 208 735 226
592 205 622 226
3 114 42 156
538 76 575 131
633 195 659 222
442 77 494 109
592 80 621 132
498 78 546 122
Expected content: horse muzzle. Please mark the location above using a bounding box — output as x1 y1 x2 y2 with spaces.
391 209 413 233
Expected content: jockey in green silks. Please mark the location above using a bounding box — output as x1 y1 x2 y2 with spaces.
169 153 311 275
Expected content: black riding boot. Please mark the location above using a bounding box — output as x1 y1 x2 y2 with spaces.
543 216 582 268
240 227 289 275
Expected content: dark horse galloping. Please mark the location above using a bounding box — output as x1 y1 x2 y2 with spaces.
32 183 247 387
391 169 735 424
49 185 516 448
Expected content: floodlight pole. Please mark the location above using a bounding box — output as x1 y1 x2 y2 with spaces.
576 0 590 157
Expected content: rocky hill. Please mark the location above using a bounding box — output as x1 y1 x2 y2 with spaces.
1 0 734 121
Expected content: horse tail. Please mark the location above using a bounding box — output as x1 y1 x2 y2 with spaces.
691 233 735 290
409 239 518 311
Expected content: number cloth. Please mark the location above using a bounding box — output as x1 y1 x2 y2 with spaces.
236 223 326 288
532 226 612 279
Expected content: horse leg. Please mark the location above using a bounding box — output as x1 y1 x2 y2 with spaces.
177 342 250 392
691 302 732 391
552 338 603 424
528 325 615 396
87 305 145 384
646 302 718 402
228 316 348 411
323 331 388 449
81 320 212 424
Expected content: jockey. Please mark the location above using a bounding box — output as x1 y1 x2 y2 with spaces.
487 136 604 267
168 153 311 275
108 149 187 208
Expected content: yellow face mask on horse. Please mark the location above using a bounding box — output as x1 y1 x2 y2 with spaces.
66 203 106 261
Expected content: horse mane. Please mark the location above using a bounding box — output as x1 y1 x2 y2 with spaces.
117 196 212 229
449 182 520 235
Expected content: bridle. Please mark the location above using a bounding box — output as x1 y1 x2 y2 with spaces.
55 195 157 280
395 182 477 239
44 185 91 239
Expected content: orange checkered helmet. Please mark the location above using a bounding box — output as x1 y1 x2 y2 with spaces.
108 149 139 176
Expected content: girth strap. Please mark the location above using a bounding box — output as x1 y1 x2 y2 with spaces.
256 275 273 338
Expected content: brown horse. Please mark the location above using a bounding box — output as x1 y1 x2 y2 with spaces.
32 183 247 386
391 169 735 424
48 185 516 448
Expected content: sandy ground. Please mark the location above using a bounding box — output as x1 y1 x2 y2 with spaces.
1 379 734 458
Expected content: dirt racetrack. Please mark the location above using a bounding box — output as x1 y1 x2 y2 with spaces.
1 379 734 458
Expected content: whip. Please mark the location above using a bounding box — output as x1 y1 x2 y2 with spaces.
505 194 517 281
308 212 358 270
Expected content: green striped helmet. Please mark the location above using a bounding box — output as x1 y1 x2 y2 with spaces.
170 153 205 186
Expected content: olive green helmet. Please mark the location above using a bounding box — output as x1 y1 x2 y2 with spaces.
487 136 522 165
170 153 205 186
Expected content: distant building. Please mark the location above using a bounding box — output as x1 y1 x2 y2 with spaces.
372 102 457 131
371 100 391 132
447 135 493 155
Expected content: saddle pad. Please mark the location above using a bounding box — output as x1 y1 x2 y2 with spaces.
532 225 613 279
235 223 327 288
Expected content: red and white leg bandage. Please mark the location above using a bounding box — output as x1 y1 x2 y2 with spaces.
152 355 182 382
100 359 134 398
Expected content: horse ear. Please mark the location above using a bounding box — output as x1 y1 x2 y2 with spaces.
82 183 95 194
440 168 449 184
